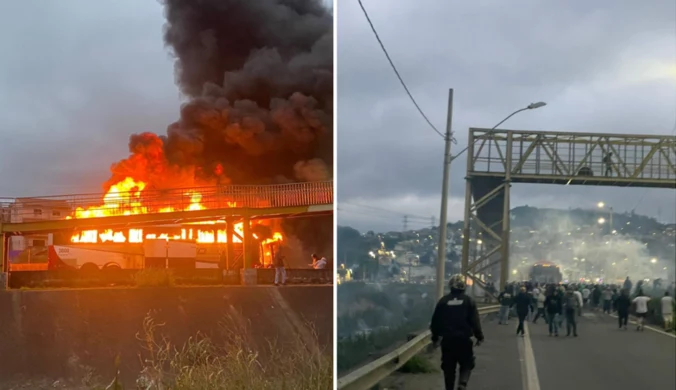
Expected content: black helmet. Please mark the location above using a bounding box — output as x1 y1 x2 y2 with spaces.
448 274 466 291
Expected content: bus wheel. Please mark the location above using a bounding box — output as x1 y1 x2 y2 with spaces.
103 264 122 271
80 263 99 274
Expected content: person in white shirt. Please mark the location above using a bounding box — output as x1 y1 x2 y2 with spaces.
573 288 583 316
310 253 327 269
533 292 547 324
661 291 674 331
581 287 591 307
632 292 651 331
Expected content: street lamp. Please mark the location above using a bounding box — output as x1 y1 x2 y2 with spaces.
437 91 547 299
651 258 657 264
597 202 613 234
598 217 606 224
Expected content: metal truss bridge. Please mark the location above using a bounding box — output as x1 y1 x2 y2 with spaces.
0 181 333 273
459 129 676 289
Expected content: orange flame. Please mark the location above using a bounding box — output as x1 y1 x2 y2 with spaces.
67 177 283 247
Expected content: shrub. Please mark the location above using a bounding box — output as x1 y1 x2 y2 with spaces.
131 313 332 390
134 269 176 287
398 355 436 374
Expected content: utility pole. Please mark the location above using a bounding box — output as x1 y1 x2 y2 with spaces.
403 215 408 231
436 88 454 300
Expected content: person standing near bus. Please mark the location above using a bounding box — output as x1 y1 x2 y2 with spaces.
274 248 286 286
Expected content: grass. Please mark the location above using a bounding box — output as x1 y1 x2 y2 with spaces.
3 312 332 390
397 355 436 374
127 313 332 390
337 319 429 373
133 269 176 287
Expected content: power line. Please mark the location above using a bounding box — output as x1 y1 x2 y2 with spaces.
338 208 430 226
341 202 430 220
356 0 451 142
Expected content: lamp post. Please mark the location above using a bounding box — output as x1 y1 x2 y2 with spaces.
435 89 546 299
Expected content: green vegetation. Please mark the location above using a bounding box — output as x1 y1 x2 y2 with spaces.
133 268 176 287
5 313 332 390
123 314 332 389
337 319 429 373
398 355 436 374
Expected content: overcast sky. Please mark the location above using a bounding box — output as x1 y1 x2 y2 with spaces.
338 0 676 233
0 0 179 196
0 0 333 197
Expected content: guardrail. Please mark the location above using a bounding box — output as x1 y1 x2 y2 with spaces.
0 181 333 222
337 305 500 390
7 268 333 289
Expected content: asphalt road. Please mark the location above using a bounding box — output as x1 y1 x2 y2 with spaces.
382 310 676 390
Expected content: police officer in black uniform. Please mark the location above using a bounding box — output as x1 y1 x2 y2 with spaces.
430 274 485 390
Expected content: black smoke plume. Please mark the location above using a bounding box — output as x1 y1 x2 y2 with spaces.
104 0 333 261
106 0 333 188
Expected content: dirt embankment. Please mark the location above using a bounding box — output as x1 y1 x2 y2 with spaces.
0 286 332 387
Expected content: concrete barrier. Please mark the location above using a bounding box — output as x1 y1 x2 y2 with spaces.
0 285 332 386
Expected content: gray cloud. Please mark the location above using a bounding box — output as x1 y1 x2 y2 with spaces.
0 0 179 196
338 0 676 232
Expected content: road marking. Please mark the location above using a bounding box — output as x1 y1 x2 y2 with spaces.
518 322 541 390
609 314 676 339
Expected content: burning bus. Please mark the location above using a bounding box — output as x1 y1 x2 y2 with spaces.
8 178 285 272
529 261 563 284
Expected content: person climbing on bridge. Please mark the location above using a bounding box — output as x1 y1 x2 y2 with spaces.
310 253 327 269
497 285 514 325
615 288 631 330
564 286 580 337
513 286 533 336
430 274 484 390
603 152 613 177
544 288 563 336
633 290 651 331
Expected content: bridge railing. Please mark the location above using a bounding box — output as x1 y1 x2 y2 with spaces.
337 305 500 390
469 128 676 182
0 181 333 222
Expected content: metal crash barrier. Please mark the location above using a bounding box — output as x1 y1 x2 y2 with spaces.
337 305 500 390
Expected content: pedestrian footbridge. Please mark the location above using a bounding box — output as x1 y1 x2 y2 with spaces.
338 308 675 390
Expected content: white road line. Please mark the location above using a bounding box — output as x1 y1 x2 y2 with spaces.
518 322 541 390
609 314 676 339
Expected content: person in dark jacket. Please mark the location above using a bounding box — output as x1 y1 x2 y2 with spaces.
512 286 534 336
430 274 484 390
615 288 631 330
497 286 514 325
544 289 563 336
564 287 580 337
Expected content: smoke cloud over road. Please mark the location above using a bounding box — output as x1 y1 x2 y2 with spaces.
106 0 333 190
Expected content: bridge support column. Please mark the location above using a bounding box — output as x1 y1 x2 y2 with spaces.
461 179 472 277
225 217 234 270
499 132 513 290
240 215 257 285
0 232 8 289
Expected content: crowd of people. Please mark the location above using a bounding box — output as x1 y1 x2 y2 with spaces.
429 275 675 389
495 277 675 336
